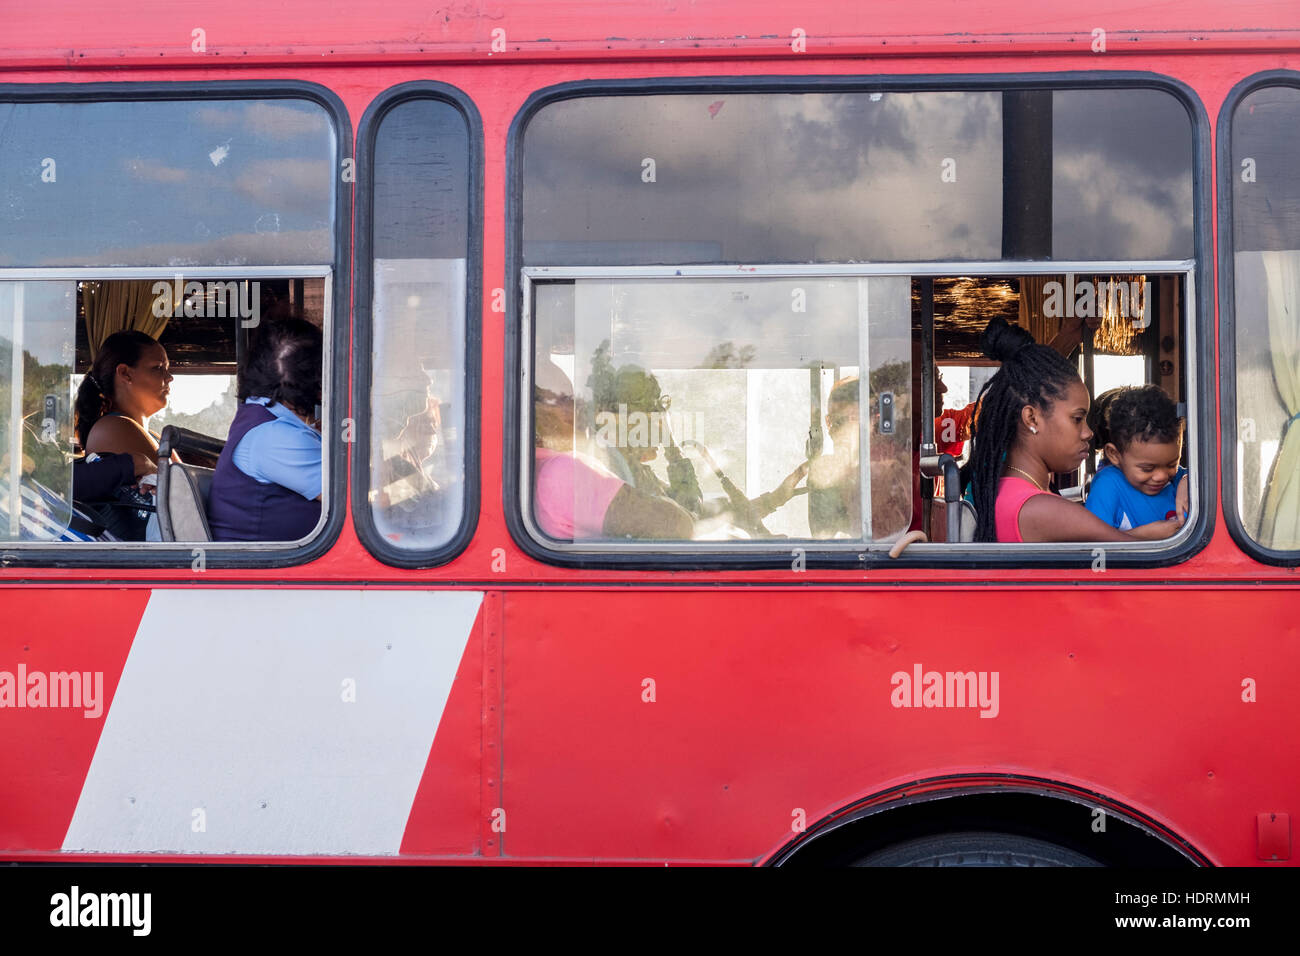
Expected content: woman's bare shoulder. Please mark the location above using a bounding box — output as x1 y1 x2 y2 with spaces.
86 416 157 456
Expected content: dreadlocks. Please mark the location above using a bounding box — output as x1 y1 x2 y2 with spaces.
967 316 1082 542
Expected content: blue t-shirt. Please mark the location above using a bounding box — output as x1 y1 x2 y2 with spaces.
1085 464 1187 530
231 397 322 500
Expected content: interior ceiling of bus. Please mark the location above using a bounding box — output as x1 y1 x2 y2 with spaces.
72 278 324 373
914 278 1018 361
64 275 1156 370
915 276 1157 362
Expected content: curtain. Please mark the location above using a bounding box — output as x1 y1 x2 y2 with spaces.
1018 275 1062 344
82 280 172 359
1019 274 1147 354
1259 250 1300 550
1089 274 1147 356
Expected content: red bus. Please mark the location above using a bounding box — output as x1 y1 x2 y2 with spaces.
1 1 1297 867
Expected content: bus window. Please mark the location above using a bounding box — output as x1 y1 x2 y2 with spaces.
1050 88 1194 261
1230 81 1300 555
0 98 333 267
923 273 1187 505
522 88 1191 266
0 92 340 555
0 282 76 541
527 274 912 547
517 82 1199 561
358 91 475 563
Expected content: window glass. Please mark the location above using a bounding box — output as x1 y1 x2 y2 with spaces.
520 84 1198 557
367 99 469 551
530 276 912 545
1051 89 1194 261
1231 84 1300 551
0 99 334 266
0 92 337 553
0 281 76 541
48 276 327 546
522 88 1192 265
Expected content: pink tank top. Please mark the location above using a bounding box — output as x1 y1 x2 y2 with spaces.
995 476 1051 543
534 447 627 539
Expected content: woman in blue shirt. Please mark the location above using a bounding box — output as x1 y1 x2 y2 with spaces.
208 317 324 542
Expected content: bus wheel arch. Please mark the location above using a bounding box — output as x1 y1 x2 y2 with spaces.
767 776 1206 867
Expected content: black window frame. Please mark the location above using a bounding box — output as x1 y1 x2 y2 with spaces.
351 81 482 569
0 79 351 570
1217 68 1300 568
506 72 1215 571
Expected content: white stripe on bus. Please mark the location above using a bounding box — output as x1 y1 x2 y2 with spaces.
63 588 482 855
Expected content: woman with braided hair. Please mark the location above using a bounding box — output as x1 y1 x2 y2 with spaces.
967 316 1184 543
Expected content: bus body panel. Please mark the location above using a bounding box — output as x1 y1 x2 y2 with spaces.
4 1 1299 64
500 588 1297 865
4 586 1294 864
2 590 485 857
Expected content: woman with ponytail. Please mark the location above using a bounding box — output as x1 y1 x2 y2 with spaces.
75 329 174 468
967 316 1183 544
71 330 174 539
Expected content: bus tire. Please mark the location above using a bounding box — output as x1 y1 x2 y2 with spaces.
851 831 1103 867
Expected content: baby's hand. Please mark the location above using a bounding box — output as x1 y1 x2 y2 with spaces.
1131 514 1184 540
1176 474 1189 521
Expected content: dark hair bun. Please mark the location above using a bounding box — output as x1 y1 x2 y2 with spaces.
980 315 1036 363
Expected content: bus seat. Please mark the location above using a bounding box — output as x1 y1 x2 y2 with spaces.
156 461 214 542
156 426 216 542
923 452 977 543
934 498 977 542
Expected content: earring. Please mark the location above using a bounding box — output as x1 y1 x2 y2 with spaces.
1029 426 1038 434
